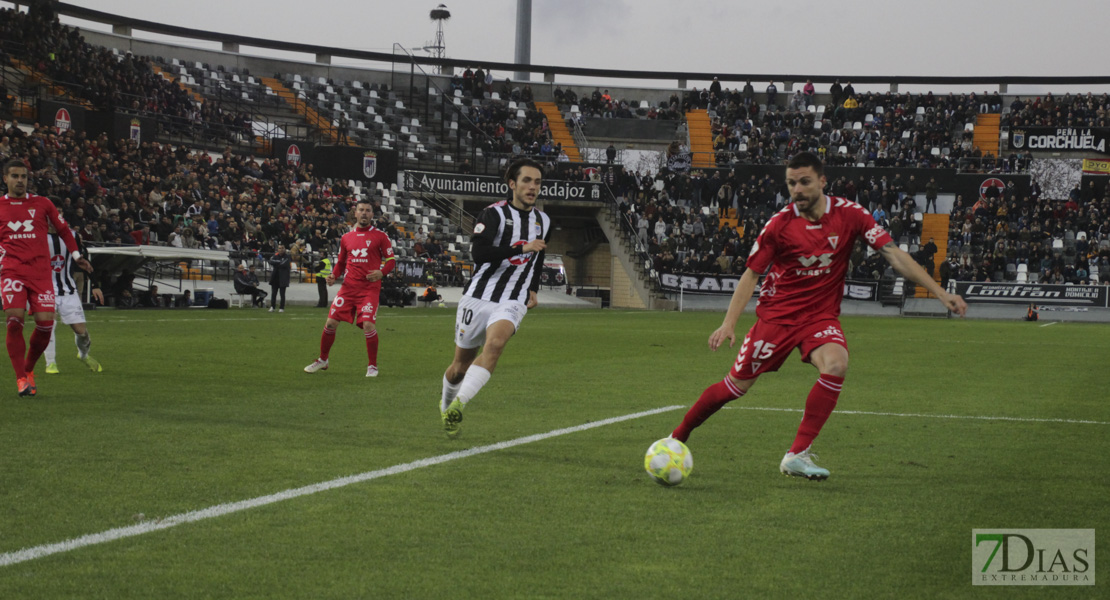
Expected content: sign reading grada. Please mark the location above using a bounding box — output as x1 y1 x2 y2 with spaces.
972 529 1094 586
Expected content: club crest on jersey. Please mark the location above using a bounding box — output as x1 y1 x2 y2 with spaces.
827 234 840 250
509 240 531 266
28 210 35 218
363 151 377 179
474 223 486 234
51 254 65 272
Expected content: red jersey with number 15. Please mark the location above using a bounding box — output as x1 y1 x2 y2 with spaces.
746 195 892 325
0 193 79 280
334 225 395 294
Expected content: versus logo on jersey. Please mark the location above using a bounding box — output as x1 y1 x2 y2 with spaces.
796 253 833 276
50 254 65 272
6 220 35 239
350 248 369 258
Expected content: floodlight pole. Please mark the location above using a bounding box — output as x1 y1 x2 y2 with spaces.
514 0 531 81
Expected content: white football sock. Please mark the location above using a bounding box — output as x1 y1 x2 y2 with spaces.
456 365 491 406
44 326 57 364
441 374 462 412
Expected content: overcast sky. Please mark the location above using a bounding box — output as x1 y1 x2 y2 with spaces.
49 0 1110 94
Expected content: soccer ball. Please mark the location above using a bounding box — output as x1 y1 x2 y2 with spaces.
644 437 693 486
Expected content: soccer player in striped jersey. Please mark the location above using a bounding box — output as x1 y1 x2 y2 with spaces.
43 223 103 373
666 152 967 480
440 158 552 437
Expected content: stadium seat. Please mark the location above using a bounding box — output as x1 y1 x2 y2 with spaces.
1016 271 1028 283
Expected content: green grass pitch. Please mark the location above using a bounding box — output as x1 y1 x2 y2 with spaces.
0 307 1106 598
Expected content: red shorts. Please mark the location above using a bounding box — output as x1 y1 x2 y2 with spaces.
730 318 848 380
0 276 55 314
328 288 379 325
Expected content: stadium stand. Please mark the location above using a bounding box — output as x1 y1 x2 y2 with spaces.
2 3 1109 309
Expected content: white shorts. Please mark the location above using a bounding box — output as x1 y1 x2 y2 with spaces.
55 293 87 325
454 295 527 349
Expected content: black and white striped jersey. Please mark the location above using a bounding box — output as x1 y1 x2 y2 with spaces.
464 200 552 304
47 232 81 296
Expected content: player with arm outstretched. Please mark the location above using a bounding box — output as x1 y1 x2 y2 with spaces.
1 159 92 396
666 152 967 480
303 198 395 377
439 158 552 437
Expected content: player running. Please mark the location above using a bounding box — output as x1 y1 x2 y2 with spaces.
439 158 552 437
666 152 967 480
1 159 92 395
304 198 395 377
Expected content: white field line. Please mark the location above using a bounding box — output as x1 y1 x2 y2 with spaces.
1039 321 1058 327
723 406 1110 426
0 405 684 568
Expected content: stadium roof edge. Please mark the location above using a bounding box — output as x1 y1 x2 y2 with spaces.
55 2 1110 86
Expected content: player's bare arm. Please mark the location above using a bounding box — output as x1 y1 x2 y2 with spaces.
710 268 761 351
523 239 546 253
325 274 336 285
365 270 383 282
75 257 93 273
878 241 968 316
526 290 538 309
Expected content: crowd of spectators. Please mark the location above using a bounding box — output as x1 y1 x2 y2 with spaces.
688 83 1025 171
946 179 1110 285
1004 92 1110 129
0 118 428 303
552 86 683 121
0 4 250 145
607 167 788 278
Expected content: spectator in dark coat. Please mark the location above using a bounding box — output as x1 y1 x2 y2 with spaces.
268 244 292 312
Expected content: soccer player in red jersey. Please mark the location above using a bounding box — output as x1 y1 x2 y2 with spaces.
1 159 91 396
304 198 395 377
668 152 968 480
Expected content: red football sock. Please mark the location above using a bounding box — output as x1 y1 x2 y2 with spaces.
364 328 378 367
24 321 53 374
319 326 337 360
671 377 746 443
6 317 26 379
789 374 844 454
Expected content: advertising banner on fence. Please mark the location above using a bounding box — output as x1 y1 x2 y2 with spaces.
1008 128 1110 154
659 272 879 301
954 281 1108 307
405 171 604 202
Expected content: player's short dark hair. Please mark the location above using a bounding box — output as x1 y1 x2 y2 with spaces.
786 152 824 177
3 158 28 176
505 158 544 183
356 196 374 208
